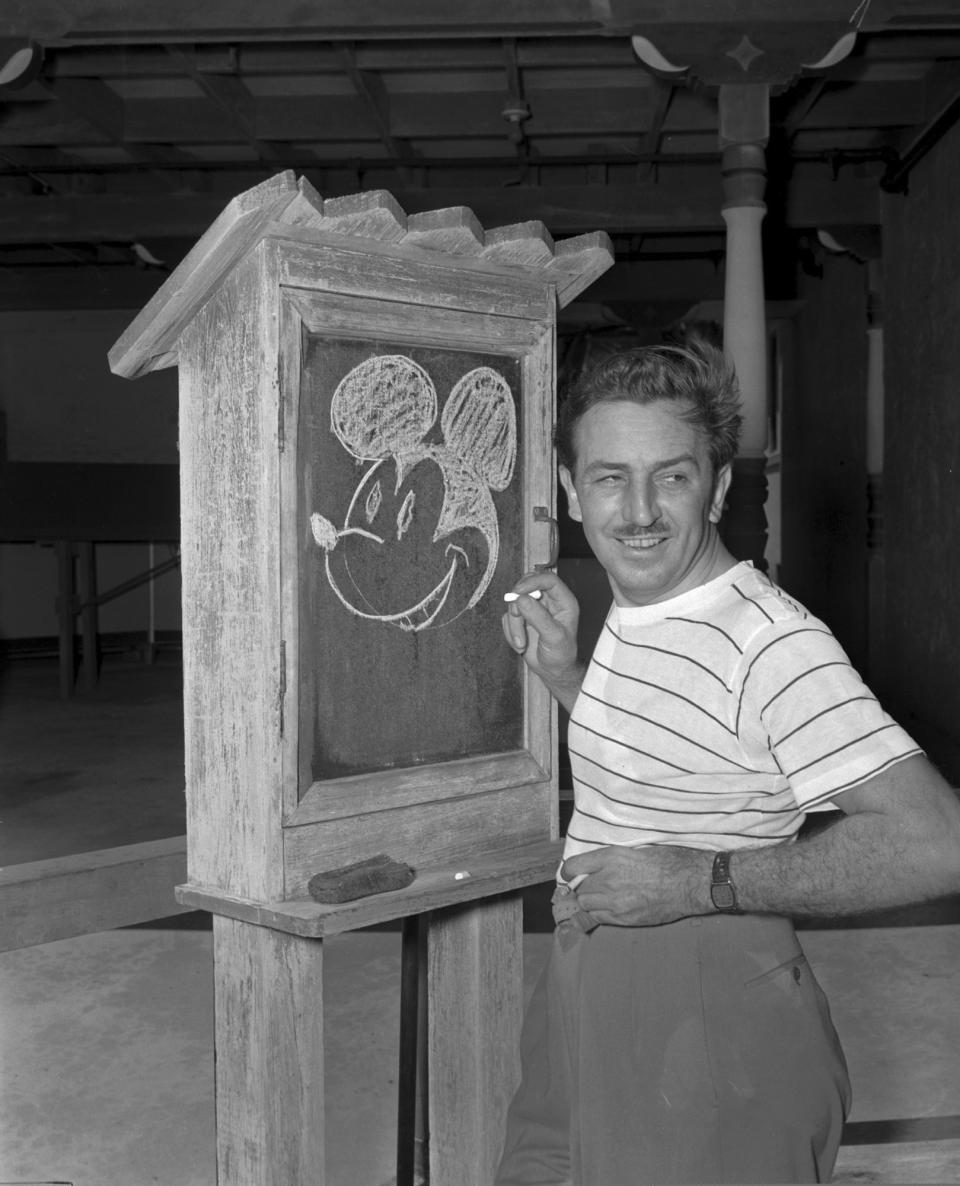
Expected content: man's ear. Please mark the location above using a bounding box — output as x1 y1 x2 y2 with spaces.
559 465 583 523
709 463 733 524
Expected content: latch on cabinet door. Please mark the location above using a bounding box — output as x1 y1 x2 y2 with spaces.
533 506 559 571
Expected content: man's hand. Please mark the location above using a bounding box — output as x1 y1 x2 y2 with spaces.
561 845 713 927
501 571 585 712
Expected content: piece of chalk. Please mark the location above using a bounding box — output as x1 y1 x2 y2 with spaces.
503 590 542 602
454 871 471 880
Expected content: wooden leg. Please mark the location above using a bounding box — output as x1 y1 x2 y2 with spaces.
213 916 326 1185
427 893 524 1186
77 540 99 692
55 540 75 699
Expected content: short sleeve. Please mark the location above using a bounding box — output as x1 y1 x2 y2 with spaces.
740 622 922 810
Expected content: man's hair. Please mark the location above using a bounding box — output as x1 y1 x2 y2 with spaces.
556 342 744 475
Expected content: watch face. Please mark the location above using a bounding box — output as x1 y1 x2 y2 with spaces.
711 882 736 910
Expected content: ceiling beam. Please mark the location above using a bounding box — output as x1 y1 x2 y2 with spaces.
10 1 960 47
38 77 188 191
0 169 880 244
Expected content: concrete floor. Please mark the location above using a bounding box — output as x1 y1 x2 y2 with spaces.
2 654 960 1185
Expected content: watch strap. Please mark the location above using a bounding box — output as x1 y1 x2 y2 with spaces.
710 850 741 913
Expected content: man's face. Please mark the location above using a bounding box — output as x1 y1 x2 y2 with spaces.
559 399 732 608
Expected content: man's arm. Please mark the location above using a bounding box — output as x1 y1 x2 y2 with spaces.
501 571 587 713
565 754 960 926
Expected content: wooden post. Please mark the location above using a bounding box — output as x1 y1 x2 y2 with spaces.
55 539 75 699
719 84 770 570
427 893 525 1186
213 916 326 1185
77 539 99 691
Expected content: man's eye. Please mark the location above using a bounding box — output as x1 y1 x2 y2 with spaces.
397 490 416 539
661 472 688 486
596 473 622 486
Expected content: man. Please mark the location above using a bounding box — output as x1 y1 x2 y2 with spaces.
496 343 960 1185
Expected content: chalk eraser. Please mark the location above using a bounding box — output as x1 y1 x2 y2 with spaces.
503 589 542 602
308 853 415 904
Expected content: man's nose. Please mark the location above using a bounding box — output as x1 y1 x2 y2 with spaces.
623 477 659 525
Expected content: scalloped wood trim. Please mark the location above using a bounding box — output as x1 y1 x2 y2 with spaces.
108 171 613 379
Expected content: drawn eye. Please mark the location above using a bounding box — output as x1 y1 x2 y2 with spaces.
365 480 383 524
397 490 416 539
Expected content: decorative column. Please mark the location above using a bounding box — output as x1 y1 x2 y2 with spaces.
865 259 886 687
718 83 770 570
629 23 864 574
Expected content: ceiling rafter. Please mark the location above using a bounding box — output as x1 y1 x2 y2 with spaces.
778 76 830 141
636 77 676 181
881 58 960 190
336 42 421 186
163 44 286 165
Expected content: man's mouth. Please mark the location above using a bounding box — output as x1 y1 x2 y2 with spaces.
617 534 667 549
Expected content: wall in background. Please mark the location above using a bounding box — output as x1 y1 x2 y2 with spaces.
0 309 177 464
0 310 180 643
779 252 870 674
882 118 960 755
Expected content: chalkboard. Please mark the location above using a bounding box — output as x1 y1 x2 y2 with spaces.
297 334 525 790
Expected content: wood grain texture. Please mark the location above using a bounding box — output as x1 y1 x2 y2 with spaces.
427 895 525 1186
178 245 285 902
282 783 558 900
404 206 485 255
319 188 408 241
481 220 555 268
0 837 189 953
178 837 562 937
545 229 618 305
108 172 613 384
108 171 300 379
833 1139 960 1184
213 916 326 1185
276 231 553 321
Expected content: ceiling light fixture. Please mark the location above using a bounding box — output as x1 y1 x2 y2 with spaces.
0 39 44 90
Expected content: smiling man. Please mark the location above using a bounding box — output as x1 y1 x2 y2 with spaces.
496 343 960 1185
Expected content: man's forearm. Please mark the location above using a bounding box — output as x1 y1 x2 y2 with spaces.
725 781 960 919
566 758 960 928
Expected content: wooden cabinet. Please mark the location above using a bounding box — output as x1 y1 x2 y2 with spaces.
110 171 612 1184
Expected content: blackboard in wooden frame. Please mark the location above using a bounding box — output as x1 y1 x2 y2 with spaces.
279 288 555 830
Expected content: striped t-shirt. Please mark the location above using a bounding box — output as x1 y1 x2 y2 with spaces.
563 561 921 864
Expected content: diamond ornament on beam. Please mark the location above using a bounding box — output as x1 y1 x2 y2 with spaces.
727 35 765 73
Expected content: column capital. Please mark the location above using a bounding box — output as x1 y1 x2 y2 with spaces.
721 142 767 211
629 22 857 91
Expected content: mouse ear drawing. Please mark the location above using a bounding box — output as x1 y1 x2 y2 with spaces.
442 367 517 491
331 354 436 460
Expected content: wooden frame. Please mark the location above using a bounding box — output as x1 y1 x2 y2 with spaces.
277 285 556 870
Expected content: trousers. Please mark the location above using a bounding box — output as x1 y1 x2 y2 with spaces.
495 912 851 1185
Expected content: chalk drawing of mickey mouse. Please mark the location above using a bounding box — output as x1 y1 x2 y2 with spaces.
309 354 517 632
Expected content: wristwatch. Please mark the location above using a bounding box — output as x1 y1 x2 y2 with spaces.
710 851 741 913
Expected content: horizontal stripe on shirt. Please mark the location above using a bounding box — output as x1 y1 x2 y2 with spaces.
563 562 920 862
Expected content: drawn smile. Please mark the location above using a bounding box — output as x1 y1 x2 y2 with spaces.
361 544 468 632
311 509 473 632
